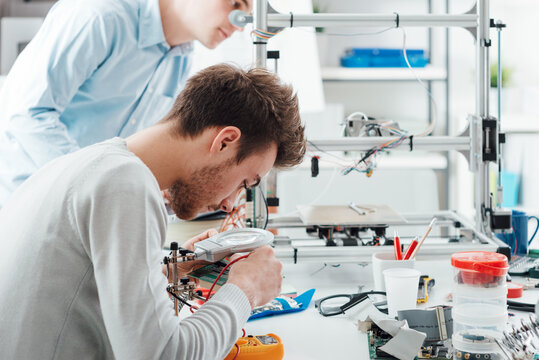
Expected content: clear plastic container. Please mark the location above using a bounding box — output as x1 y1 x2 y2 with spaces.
450 251 509 359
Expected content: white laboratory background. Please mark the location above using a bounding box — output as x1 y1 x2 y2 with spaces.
0 0 538 243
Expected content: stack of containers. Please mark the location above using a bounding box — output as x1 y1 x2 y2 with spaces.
450 251 509 359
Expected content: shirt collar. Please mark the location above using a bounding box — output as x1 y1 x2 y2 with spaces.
137 0 194 55
138 0 167 49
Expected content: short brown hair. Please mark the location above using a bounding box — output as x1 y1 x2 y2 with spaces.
161 64 305 168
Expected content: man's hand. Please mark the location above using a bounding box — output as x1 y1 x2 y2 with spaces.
163 229 218 281
226 245 282 309
182 229 218 251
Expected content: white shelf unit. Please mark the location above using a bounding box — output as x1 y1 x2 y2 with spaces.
321 65 447 82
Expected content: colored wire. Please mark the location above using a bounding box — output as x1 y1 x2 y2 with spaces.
166 286 192 312
338 29 439 175
258 187 269 230
205 253 252 302
231 344 240 360
251 28 281 40
220 192 247 232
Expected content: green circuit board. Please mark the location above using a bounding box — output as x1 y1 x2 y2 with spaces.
367 325 450 359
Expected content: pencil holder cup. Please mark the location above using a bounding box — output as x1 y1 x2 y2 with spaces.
371 252 415 292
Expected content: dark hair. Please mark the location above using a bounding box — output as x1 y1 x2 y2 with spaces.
161 63 305 168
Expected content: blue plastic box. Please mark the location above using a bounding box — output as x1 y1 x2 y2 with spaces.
340 48 429 68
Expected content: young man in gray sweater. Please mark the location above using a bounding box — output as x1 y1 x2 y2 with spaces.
0 64 305 359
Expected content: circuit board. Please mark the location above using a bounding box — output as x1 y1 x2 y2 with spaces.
368 324 450 359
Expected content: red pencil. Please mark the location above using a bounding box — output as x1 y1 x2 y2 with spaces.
394 231 402 260
403 236 418 260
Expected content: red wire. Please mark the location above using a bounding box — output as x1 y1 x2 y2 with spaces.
242 328 246 337
231 344 240 360
205 253 252 302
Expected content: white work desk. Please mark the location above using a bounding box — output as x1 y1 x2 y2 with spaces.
244 259 538 360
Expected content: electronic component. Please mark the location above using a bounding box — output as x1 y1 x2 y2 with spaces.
188 260 229 290
224 333 284 360
398 306 452 342
164 229 273 315
490 208 512 230
508 255 539 276
367 323 450 360
311 156 319 177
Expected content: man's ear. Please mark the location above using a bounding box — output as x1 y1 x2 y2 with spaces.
209 126 242 154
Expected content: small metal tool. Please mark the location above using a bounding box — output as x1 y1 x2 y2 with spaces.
349 202 367 216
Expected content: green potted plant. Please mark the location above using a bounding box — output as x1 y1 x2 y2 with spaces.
490 63 513 88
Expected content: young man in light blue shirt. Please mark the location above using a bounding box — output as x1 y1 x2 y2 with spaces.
0 0 250 206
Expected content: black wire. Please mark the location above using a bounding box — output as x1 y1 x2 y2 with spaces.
507 300 535 312
166 286 192 308
258 187 269 230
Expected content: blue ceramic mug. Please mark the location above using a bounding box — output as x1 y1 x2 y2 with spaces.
496 210 539 255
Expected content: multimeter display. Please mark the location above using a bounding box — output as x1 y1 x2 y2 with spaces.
224 333 284 360
256 335 278 345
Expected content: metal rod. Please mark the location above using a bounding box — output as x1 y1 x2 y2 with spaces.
171 248 179 316
496 22 503 195
252 0 268 228
308 136 470 152
253 0 267 67
271 210 508 263
266 13 477 28
475 0 491 233
274 242 498 263
444 0 451 211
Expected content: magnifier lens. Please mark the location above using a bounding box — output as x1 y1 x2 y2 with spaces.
220 234 260 246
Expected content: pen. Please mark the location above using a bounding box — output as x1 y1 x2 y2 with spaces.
394 231 402 260
403 236 418 260
409 217 437 259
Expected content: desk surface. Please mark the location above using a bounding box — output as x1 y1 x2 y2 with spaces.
244 259 538 359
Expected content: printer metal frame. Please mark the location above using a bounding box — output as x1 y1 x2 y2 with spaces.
247 0 510 260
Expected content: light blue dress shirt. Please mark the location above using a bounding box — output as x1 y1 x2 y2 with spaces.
0 0 192 206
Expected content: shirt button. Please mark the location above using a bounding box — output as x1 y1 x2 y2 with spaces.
131 118 137 125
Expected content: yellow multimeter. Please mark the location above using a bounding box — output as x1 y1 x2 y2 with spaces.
224 333 284 360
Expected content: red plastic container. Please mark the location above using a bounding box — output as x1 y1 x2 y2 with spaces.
451 251 508 286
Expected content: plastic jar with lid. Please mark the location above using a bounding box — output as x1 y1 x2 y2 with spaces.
450 251 509 359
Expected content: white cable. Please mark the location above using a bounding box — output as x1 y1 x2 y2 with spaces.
400 28 438 137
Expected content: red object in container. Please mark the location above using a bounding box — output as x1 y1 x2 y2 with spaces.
451 251 509 285
403 239 418 260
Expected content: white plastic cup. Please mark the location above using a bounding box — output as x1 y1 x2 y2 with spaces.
372 252 416 291
383 268 421 318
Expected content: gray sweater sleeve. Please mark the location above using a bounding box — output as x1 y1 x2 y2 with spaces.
73 156 251 360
